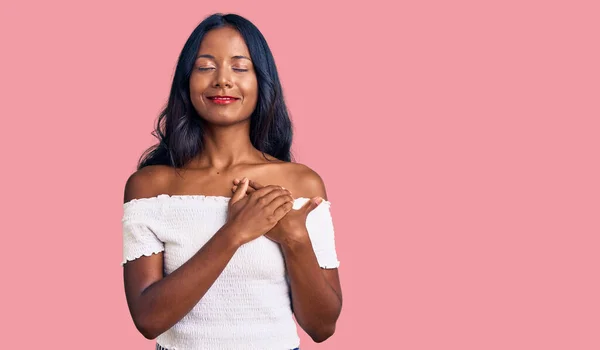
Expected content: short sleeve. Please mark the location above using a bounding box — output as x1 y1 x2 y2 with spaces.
296 198 340 269
121 199 165 266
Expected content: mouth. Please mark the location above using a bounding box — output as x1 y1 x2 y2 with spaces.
206 95 240 105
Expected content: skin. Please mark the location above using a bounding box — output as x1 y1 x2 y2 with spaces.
123 26 342 343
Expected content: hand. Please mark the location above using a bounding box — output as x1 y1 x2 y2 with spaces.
225 177 295 246
232 178 323 247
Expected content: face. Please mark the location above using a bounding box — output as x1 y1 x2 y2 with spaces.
189 26 258 126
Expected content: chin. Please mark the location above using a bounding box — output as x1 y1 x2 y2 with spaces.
200 114 250 126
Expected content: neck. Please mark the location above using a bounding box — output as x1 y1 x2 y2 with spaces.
190 120 259 170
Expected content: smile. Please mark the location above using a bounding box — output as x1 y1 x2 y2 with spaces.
207 96 240 105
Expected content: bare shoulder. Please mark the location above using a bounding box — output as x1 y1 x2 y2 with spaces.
281 162 328 200
124 165 174 203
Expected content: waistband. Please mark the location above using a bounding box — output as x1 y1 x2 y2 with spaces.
157 343 299 350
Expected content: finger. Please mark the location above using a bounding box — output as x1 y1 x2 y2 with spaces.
301 197 323 216
272 200 294 220
259 189 292 209
231 178 249 204
247 179 265 191
265 192 294 213
233 178 265 191
250 185 286 201
233 177 248 185
231 185 256 194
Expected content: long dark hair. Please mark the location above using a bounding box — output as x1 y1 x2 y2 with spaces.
137 13 294 170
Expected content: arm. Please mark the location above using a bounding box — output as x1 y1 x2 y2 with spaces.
124 225 241 339
122 168 243 339
282 235 343 343
231 168 344 342
282 169 343 342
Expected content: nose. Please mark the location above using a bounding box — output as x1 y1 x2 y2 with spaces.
213 68 233 89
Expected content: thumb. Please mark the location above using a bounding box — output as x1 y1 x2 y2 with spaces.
302 196 323 216
231 178 249 204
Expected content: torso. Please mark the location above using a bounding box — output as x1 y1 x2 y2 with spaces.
122 154 328 349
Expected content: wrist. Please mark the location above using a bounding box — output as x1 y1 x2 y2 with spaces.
280 229 312 251
218 222 246 249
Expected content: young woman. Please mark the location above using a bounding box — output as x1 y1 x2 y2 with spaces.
121 13 342 349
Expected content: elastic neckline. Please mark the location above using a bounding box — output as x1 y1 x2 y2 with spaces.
123 193 331 207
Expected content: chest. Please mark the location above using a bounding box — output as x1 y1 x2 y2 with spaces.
155 204 287 281
166 167 296 198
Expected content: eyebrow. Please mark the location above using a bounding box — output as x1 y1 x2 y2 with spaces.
196 54 251 61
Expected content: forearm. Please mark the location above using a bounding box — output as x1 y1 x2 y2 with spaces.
133 224 241 338
282 235 342 342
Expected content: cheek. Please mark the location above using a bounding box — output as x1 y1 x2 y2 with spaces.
189 75 203 94
189 76 207 105
241 79 259 105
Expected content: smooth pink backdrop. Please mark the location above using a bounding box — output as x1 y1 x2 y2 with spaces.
2 0 599 349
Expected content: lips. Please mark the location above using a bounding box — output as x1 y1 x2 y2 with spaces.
206 95 240 105
207 96 240 101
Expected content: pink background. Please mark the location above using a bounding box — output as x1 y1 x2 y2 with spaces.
2 0 599 349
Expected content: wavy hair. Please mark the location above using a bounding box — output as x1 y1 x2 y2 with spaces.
138 13 294 169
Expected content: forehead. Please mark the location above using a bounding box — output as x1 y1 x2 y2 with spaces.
198 26 250 56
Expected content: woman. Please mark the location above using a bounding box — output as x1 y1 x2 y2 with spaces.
121 13 342 349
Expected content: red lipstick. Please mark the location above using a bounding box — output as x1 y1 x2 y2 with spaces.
207 95 240 105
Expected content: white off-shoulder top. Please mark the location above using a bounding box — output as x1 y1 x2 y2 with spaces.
121 194 340 350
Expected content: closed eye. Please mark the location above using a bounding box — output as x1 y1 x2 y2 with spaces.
197 67 248 72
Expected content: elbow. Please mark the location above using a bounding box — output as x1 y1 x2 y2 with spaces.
309 324 336 343
139 328 158 341
133 314 162 340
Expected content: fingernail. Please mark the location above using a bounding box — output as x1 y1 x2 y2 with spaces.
243 177 248 183
315 197 323 204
